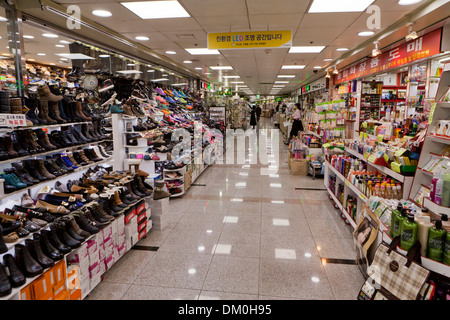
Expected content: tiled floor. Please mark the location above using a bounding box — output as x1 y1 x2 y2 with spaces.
86 119 364 300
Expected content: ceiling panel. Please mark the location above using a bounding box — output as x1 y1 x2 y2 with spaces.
246 0 310 15
249 14 303 30
293 26 346 45
195 15 250 32
299 12 363 28
180 0 247 17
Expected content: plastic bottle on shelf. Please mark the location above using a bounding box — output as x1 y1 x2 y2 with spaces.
444 232 450 266
390 202 403 238
427 220 447 262
442 172 450 207
434 172 444 205
400 214 419 251
416 215 433 257
386 185 392 200
430 174 438 202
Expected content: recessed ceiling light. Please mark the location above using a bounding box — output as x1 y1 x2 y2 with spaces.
165 50 176 54
323 58 333 61
23 35 35 39
231 81 245 84
55 53 95 60
183 60 192 63
223 75 240 79
116 70 143 74
398 0 422 5
337 48 349 51
282 65 305 69
288 46 325 53
358 31 375 36
205 72 211 75
210 66 233 70
147 69 155 72
309 0 375 13
27 58 35 61
42 33 59 38
60 58 68 61
195 67 202 70
127 63 136 66
150 78 169 82
92 10 112 17
135 36 150 41
99 54 110 58
277 75 295 78
314 66 322 69
37 53 46 56
121 1 190 19
55 44 65 48
185 48 220 55
59 40 71 44
275 81 289 84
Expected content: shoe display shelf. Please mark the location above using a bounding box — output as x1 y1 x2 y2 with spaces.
0 121 91 134
409 64 450 217
163 166 186 198
0 156 113 202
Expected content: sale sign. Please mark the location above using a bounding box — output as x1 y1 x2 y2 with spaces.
334 28 442 85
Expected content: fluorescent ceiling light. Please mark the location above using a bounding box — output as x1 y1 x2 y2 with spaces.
165 50 176 54
121 1 190 19
282 65 305 69
59 40 71 44
314 66 322 69
172 83 187 86
323 58 333 61
275 81 289 84
42 33 59 38
336 48 349 51
55 53 95 60
223 75 240 79
55 44 65 48
0 16 7 22
147 70 155 72
183 60 192 63
127 63 136 66
231 81 244 84
195 67 203 70
309 0 375 13
92 10 112 17
289 46 325 53
150 78 169 82
37 53 46 56
116 70 143 74
205 72 211 75
135 36 150 41
358 31 375 36
23 35 35 39
99 54 110 58
398 0 422 5
210 66 233 70
277 75 295 78
185 48 220 55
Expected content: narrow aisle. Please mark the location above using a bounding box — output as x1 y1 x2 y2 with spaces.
87 117 364 300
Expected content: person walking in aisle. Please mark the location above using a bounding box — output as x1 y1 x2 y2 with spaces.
285 103 303 145
250 105 257 129
269 106 274 125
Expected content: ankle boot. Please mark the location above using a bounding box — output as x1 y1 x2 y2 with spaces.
36 129 57 151
82 208 108 229
134 176 152 196
87 204 113 224
52 222 81 249
78 150 94 164
2 254 26 287
72 211 100 234
33 232 63 262
38 100 58 124
75 101 91 121
14 243 43 277
59 217 86 242
25 130 46 154
0 137 9 160
0 263 12 297
64 129 79 145
48 101 66 123
130 180 145 198
153 180 171 200
0 225 8 254
34 159 56 180
43 228 71 254
64 215 91 238
3 134 19 158
25 239 54 269
24 159 47 182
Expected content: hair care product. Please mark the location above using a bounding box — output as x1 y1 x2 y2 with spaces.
390 202 403 238
443 231 450 266
400 214 418 251
416 215 433 257
427 220 447 262
441 172 450 207
434 173 444 205
430 175 438 202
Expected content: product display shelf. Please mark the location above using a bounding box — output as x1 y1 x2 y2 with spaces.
0 157 113 202
408 65 450 211
0 121 91 133
0 140 108 167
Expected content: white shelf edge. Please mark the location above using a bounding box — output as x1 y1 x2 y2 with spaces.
423 197 450 216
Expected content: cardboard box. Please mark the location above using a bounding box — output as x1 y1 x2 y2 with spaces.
69 257 90 279
104 255 115 270
20 284 33 301
88 261 101 279
36 291 53 300
98 243 105 260
150 197 169 215
146 207 151 217
137 211 147 224
138 220 147 233
87 238 98 256
53 261 66 286
80 277 91 298
32 274 52 300
135 201 146 215
53 283 66 299
54 289 69 300
125 217 138 239
124 208 136 225
117 217 125 234
147 219 152 232
69 288 82 301
138 228 147 240
67 243 88 264
117 243 126 257
90 275 102 290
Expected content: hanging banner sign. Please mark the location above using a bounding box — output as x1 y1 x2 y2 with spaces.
208 30 292 50
334 28 442 85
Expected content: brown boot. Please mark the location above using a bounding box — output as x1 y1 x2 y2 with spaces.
122 104 136 117
75 101 91 121
3 134 19 158
9 98 23 114
78 150 94 164
37 85 63 103
153 180 171 200
66 153 80 167
34 159 56 179
48 101 66 123
38 100 57 124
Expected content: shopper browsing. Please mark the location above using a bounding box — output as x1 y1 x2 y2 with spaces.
286 103 303 144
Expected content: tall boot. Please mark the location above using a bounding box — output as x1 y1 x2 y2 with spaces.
57 100 71 122
33 232 63 262
34 159 56 180
37 84 63 103
48 101 66 123
25 239 54 269
25 130 45 153
23 159 47 182
14 244 43 277
2 134 19 158
36 129 57 151
75 101 91 121
38 99 57 124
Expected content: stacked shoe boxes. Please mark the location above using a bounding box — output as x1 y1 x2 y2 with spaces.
25 260 69 300
67 241 90 298
149 197 169 230
124 199 151 251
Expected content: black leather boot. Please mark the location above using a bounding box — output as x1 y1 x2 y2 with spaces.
14 244 43 277
25 239 54 269
33 232 63 262
0 225 8 254
3 254 26 287
0 263 12 297
72 211 100 234
52 221 81 249
43 229 71 254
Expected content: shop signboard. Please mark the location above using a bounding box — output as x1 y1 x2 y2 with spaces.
334 28 442 85
0 114 26 127
208 30 292 50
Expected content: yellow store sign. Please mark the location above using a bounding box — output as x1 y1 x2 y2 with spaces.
208 30 292 50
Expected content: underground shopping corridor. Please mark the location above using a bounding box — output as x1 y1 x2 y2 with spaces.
85 118 363 300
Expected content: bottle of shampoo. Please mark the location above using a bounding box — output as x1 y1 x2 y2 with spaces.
427 220 447 262
400 214 419 251
416 215 433 257
434 173 444 205
441 172 450 207
390 203 403 238
444 231 450 266
430 175 438 202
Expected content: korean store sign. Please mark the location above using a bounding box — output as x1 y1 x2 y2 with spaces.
0 114 27 127
208 30 292 50
334 28 442 85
